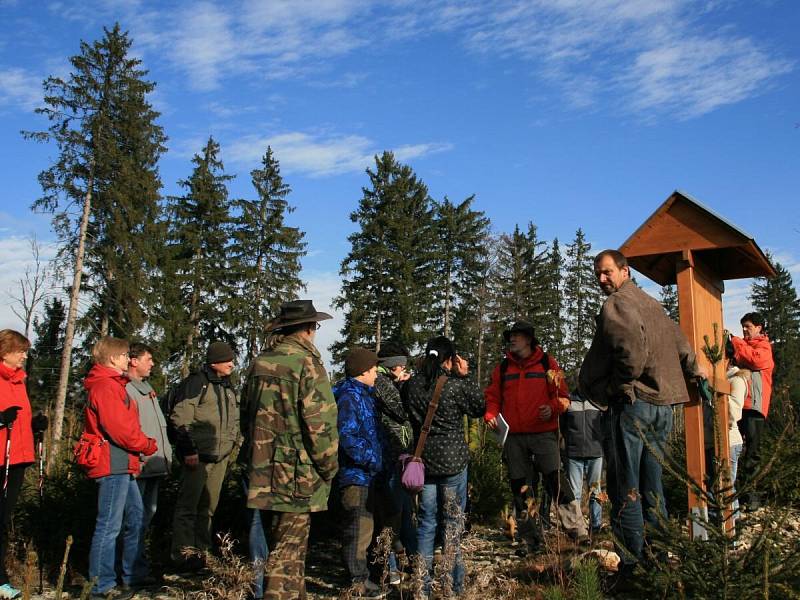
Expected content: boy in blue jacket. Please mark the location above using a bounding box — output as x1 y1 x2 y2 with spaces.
335 348 386 598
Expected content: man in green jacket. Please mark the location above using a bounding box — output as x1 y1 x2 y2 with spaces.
170 341 239 569
244 300 339 600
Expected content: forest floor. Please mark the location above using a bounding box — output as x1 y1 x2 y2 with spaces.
18 506 800 599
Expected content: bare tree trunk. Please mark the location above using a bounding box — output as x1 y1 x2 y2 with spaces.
375 313 382 353
48 180 93 472
182 279 200 378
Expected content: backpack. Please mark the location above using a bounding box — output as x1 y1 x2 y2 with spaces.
159 370 210 444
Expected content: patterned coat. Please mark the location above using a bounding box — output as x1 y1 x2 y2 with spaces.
334 377 384 488
244 333 339 513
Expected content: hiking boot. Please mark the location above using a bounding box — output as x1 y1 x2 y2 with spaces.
121 574 162 590
90 587 134 600
388 570 402 586
0 584 20 599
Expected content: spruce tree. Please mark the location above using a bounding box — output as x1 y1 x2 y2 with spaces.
563 228 602 374
162 137 235 375
230 146 306 363
538 237 566 359
429 196 491 338
660 284 679 322
750 258 800 390
28 297 66 412
333 151 434 362
24 23 166 466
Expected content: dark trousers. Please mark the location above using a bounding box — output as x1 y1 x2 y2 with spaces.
737 409 766 507
504 432 575 516
261 511 310 600
0 465 26 585
340 484 375 583
606 400 672 566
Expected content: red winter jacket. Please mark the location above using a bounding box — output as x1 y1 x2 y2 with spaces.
484 347 569 434
731 334 774 418
82 364 156 479
0 362 34 466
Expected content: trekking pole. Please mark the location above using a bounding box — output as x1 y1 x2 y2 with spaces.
36 431 45 594
3 422 13 499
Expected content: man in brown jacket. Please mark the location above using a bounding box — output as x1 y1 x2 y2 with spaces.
579 250 705 580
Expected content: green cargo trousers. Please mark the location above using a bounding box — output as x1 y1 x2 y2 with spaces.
171 457 230 562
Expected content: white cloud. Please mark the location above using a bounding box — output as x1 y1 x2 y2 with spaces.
0 67 42 111
303 269 344 372
224 131 452 177
445 0 793 118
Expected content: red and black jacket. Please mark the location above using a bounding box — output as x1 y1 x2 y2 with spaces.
484 347 569 434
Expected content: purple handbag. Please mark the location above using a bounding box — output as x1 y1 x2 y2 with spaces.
400 375 448 494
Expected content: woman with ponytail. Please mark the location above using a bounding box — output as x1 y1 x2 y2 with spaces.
401 336 484 596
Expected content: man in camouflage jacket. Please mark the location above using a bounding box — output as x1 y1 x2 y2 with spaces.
244 300 339 600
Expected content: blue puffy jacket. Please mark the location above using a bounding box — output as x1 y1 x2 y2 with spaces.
334 378 384 488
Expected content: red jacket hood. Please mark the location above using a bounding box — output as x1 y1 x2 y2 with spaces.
84 364 129 391
0 362 26 384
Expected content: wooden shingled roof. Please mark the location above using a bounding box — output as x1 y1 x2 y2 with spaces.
619 190 776 285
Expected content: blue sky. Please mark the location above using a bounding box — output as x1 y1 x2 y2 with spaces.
0 0 798 365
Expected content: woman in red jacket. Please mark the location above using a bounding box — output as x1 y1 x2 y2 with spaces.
0 330 47 600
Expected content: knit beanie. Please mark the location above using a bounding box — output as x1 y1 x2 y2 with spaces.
206 341 234 364
345 348 379 378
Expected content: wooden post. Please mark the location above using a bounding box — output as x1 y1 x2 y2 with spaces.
675 251 733 536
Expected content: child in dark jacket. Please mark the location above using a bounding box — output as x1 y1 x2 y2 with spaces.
335 348 386 598
561 389 607 533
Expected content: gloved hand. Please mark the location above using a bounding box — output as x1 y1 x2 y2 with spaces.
0 406 22 427
31 412 49 434
724 331 735 359
143 437 158 456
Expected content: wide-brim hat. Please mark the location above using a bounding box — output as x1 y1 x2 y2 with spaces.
266 300 332 332
502 321 536 342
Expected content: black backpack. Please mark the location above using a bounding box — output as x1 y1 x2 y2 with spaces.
159 370 210 444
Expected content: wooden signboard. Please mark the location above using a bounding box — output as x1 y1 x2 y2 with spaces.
620 191 775 538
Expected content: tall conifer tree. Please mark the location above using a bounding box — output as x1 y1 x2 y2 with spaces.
333 151 434 362
429 196 490 337
163 137 235 375
230 147 306 363
24 23 165 465
563 229 601 373
538 237 566 358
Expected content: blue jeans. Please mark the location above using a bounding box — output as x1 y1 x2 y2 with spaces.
566 457 603 530
129 477 161 579
89 474 144 593
242 477 268 598
416 467 468 594
606 400 672 566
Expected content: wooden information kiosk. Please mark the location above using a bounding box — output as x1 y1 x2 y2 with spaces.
619 191 775 538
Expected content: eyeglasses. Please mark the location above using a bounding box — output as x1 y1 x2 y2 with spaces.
315 323 322 331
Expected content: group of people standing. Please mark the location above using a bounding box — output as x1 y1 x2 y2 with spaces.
0 246 775 600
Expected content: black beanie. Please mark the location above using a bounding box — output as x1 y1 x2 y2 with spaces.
206 341 234 364
345 348 379 378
